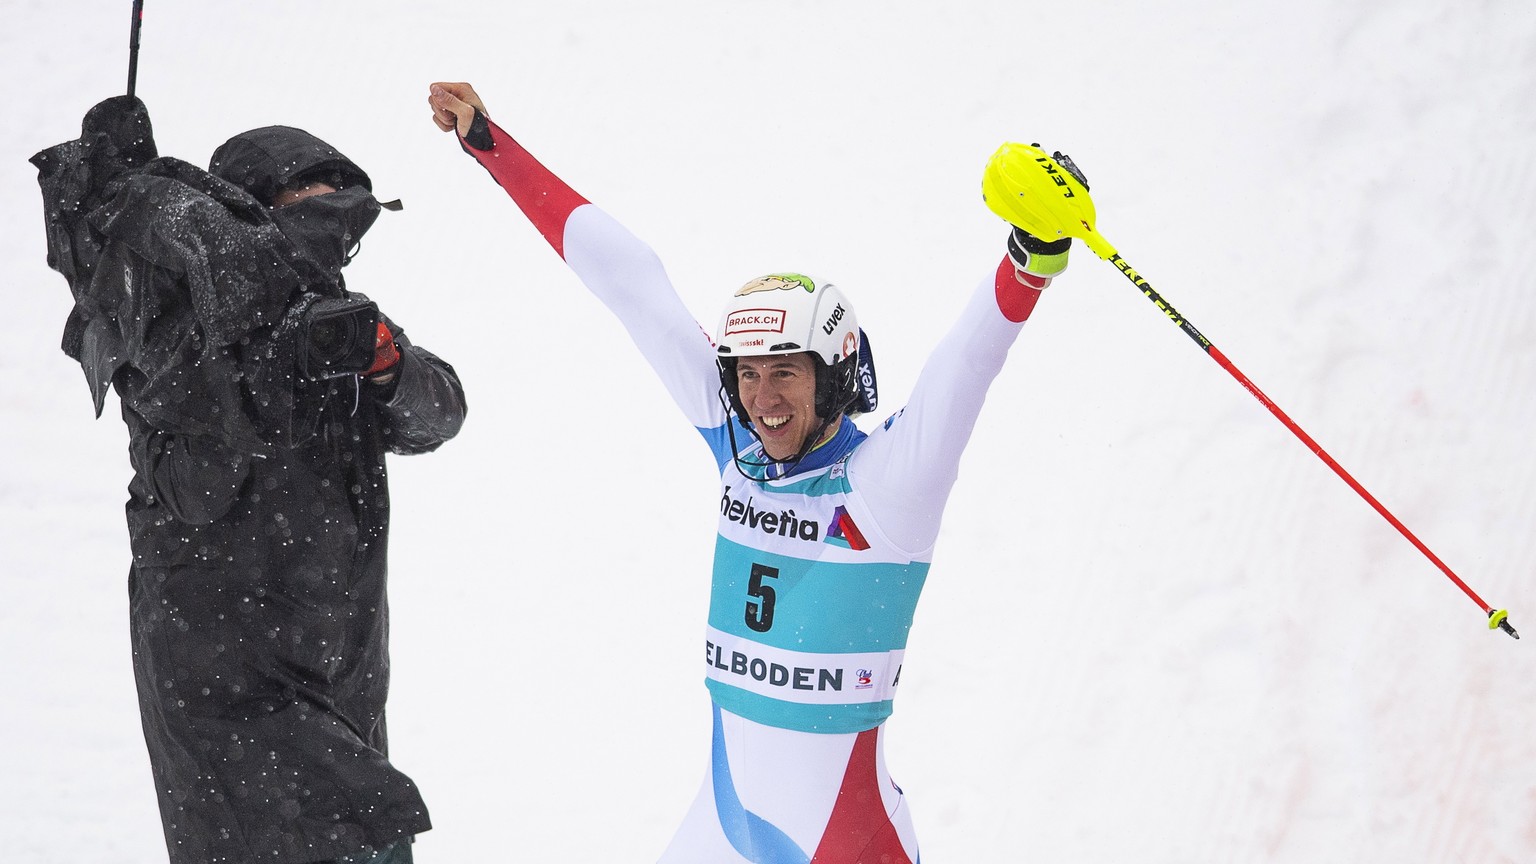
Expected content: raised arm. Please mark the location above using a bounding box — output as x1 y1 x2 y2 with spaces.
850 144 1082 554
428 83 590 257
428 82 724 430
850 249 1062 555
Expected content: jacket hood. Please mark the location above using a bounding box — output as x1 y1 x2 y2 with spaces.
208 125 371 206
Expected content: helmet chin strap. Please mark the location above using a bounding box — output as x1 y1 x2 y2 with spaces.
717 386 847 480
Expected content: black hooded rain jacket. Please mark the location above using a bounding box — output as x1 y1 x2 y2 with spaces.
32 96 467 864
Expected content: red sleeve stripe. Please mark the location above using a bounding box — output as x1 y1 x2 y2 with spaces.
993 256 1045 323
469 121 591 260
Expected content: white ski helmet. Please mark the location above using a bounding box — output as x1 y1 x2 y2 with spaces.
715 273 859 365
714 273 875 424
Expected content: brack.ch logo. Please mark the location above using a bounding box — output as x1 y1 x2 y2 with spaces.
725 308 786 336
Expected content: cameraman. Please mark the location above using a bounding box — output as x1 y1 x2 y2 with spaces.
33 96 466 864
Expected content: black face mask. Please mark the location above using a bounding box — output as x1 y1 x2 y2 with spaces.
269 186 382 284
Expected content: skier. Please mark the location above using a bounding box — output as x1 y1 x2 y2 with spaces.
428 81 1070 863
34 95 467 864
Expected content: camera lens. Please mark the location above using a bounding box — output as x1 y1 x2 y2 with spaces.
300 296 380 379
308 317 359 366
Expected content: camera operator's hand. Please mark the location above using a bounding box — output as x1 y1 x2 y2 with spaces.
364 321 401 383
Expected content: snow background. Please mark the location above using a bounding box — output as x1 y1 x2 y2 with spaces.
4 0 1535 861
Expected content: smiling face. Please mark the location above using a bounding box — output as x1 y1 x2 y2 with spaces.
735 352 826 461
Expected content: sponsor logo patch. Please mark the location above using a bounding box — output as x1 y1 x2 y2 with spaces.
724 308 786 336
721 486 822 542
735 273 817 296
824 505 870 551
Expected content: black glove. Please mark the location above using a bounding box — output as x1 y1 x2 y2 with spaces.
1007 228 1071 279
463 109 494 152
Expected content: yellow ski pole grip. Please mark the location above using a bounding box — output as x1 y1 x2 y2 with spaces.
981 142 1117 260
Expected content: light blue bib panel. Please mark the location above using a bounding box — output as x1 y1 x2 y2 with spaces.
699 420 931 734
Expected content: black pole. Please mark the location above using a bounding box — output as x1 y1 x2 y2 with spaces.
127 0 144 98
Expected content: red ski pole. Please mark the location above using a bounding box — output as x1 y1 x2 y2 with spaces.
1104 251 1516 638
983 142 1517 639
